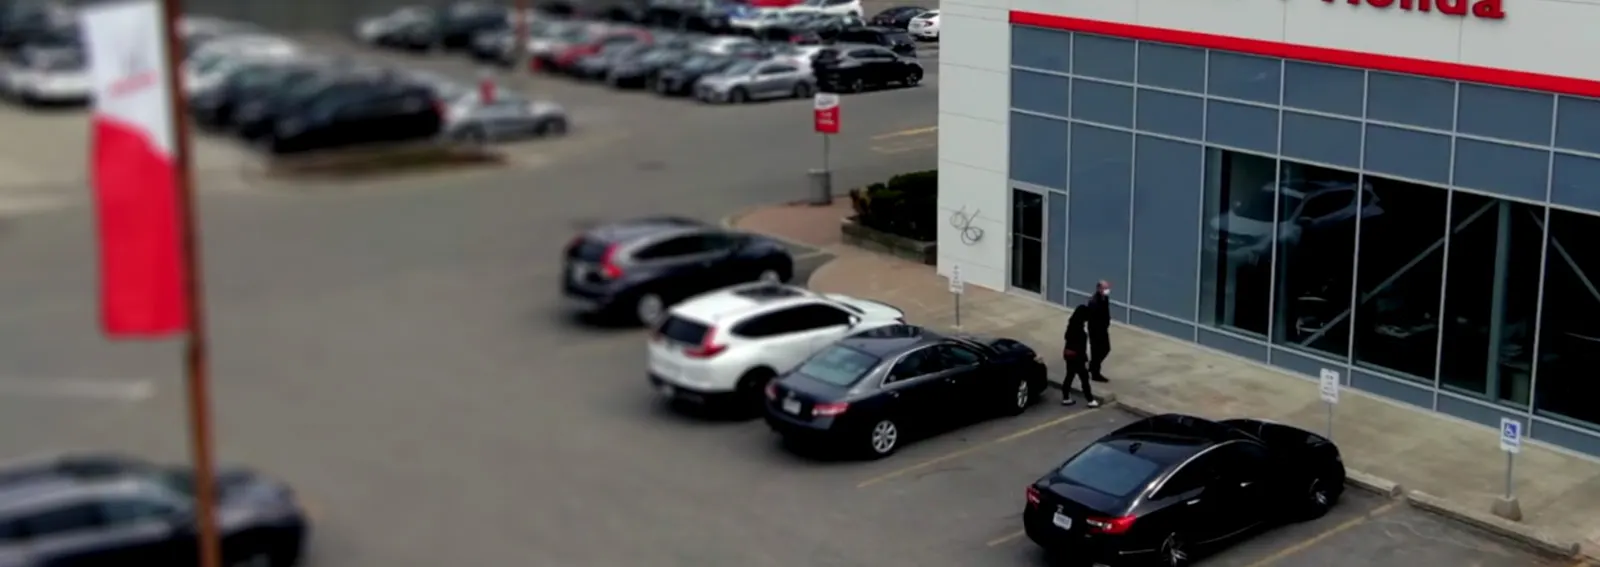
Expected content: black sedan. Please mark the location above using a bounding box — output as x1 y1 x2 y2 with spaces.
1024 414 1346 566
652 53 737 96
562 217 795 324
812 44 924 93
190 62 325 130
606 45 691 88
867 6 929 29
764 324 1049 458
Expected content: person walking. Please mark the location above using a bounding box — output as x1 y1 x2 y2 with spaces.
1061 305 1099 407
1088 280 1113 383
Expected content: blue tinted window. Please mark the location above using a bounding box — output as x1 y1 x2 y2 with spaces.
1071 79 1133 127
1012 70 1070 117
1457 84 1553 146
1131 137 1201 320
1071 34 1134 82
1363 124 1451 184
1550 153 1600 212
1135 89 1203 139
1554 95 1600 154
1366 72 1454 130
1058 443 1162 498
1012 26 1070 72
1282 62 1363 117
1453 139 1550 201
1135 43 1204 92
1067 124 1132 293
1207 52 1280 104
1205 101 1278 153
1010 112 1070 189
1281 112 1360 168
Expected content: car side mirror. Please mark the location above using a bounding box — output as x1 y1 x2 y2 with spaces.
847 315 861 327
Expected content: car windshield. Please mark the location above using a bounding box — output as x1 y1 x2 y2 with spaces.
1057 443 1163 498
641 49 680 64
1230 186 1282 222
684 56 728 71
557 27 592 42
795 345 880 386
27 48 82 70
720 60 758 75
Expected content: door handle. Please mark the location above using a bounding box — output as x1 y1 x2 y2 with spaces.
1186 499 1201 505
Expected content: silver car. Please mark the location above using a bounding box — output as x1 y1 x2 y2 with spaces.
694 59 815 104
439 87 569 143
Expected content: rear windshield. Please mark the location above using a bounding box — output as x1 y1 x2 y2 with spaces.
657 316 710 345
796 345 880 386
1057 443 1163 498
569 238 610 261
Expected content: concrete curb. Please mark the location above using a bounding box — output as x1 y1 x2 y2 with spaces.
1345 470 1404 498
1405 490 1582 559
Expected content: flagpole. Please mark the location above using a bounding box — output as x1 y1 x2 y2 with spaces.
158 1 223 567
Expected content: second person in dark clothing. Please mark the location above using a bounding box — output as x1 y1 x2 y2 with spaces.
1088 280 1113 383
1061 304 1099 407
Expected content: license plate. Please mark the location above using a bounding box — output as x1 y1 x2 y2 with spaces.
1052 513 1073 530
657 382 675 397
782 399 802 414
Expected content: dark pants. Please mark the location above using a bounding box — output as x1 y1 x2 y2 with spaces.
1089 343 1110 379
1066 357 1093 400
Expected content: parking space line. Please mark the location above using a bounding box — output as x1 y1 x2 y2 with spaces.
1240 501 1400 567
870 126 937 140
855 409 1101 489
985 529 1026 547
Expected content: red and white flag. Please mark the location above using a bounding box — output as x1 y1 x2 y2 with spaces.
81 0 187 337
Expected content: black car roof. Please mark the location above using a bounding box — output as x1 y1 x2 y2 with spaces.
0 454 155 512
834 324 945 357
584 216 708 243
1096 413 1256 466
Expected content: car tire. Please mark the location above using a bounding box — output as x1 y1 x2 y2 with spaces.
904 70 922 87
735 368 776 414
1159 532 1192 567
792 82 813 99
537 119 568 137
456 127 490 146
1300 475 1340 520
865 418 900 458
1004 378 1030 416
848 78 864 93
730 87 749 103
634 292 666 326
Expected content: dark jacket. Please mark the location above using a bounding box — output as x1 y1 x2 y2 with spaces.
1087 292 1111 348
1063 306 1089 360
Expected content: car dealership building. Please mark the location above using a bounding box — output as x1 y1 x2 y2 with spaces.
934 0 1600 456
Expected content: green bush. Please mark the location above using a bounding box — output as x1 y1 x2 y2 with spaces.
849 169 937 241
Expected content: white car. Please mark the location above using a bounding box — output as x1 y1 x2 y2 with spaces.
182 36 299 96
353 6 435 44
908 10 939 40
0 43 89 105
785 0 864 18
647 283 905 411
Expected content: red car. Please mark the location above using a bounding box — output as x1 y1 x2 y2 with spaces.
543 29 652 73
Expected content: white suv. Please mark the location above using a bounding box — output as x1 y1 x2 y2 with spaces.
647 283 904 412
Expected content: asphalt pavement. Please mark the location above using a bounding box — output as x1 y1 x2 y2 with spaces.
0 35 1566 567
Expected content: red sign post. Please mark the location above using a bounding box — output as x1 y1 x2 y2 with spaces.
813 92 840 134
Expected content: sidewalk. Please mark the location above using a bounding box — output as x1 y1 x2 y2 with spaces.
728 199 1600 562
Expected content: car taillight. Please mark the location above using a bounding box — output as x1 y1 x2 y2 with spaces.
684 327 727 358
1025 485 1041 507
764 381 779 399
790 35 802 42
599 244 623 279
1085 515 1136 535
814 402 848 416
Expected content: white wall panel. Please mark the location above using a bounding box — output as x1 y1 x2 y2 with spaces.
938 65 1009 124
937 8 1011 71
934 160 1009 290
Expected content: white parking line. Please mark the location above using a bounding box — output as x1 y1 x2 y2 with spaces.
0 379 156 403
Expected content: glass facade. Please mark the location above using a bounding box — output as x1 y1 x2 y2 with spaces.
1007 26 1600 457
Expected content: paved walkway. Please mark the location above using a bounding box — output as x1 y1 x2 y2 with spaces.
730 198 1600 562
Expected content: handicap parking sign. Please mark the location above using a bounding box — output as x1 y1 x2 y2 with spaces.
1499 418 1522 454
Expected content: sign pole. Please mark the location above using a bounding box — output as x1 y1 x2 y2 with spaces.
514 0 530 67
822 133 830 173
1318 368 1339 440
809 93 839 206
160 1 223 567
1493 418 1523 520
948 264 964 328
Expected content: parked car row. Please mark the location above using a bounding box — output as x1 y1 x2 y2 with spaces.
354 5 926 104
558 216 1350 566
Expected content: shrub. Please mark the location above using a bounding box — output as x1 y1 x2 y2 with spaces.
848 169 937 241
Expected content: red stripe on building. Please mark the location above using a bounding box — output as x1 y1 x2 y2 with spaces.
1009 11 1600 99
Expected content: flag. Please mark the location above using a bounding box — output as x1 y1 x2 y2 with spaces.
81 0 187 337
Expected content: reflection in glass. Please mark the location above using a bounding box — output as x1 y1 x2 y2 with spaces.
1437 192 1541 406
1010 189 1044 293
1271 162 1363 358
1198 150 1274 336
1352 176 1446 381
1534 209 1600 430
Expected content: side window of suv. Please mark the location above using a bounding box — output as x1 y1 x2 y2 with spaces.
20 502 103 539
732 307 808 338
790 304 854 330
635 235 708 260
100 498 177 526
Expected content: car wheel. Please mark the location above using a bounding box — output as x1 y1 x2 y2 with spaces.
537 119 568 137
1004 379 1030 416
1160 532 1191 567
904 70 922 87
634 293 666 325
1301 476 1339 520
792 82 813 99
866 418 900 458
735 368 776 414
848 78 864 93
730 87 749 103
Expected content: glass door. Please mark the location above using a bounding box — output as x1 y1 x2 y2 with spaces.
1010 188 1045 293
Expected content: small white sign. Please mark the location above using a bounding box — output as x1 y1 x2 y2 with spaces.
813 92 840 110
1318 368 1340 404
947 264 964 295
1499 418 1522 454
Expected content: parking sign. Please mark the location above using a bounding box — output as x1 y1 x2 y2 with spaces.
1499 418 1522 454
